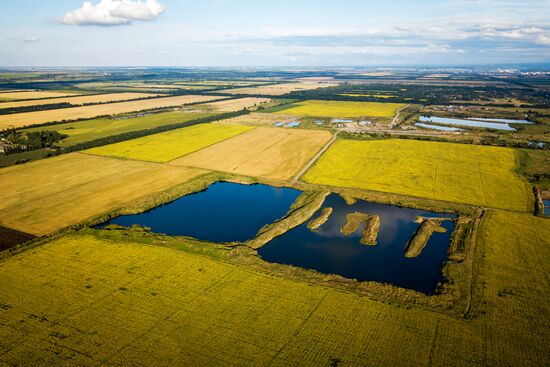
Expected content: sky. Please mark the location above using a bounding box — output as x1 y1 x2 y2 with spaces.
0 0 549 67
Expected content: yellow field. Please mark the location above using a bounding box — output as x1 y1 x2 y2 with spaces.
0 92 162 109
303 139 532 211
0 90 81 100
0 95 222 129
0 154 204 235
0 210 547 365
201 97 272 112
340 93 395 98
171 127 332 180
216 82 336 96
87 123 255 163
279 100 405 118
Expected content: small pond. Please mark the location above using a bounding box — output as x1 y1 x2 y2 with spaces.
258 194 456 294
99 182 301 243
415 122 463 132
544 200 550 217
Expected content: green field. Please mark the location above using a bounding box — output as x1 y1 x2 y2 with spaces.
303 139 532 211
24 111 217 147
277 100 405 118
86 123 255 162
0 210 548 366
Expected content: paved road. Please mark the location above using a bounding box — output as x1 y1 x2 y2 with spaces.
293 131 339 181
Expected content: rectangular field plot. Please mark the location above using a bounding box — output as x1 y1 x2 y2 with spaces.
0 90 81 101
215 82 336 96
0 154 205 235
24 111 218 147
171 127 332 180
86 123 255 162
1 212 549 366
201 97 272 111
303 139 532 211
278 100 406 118
0 95 222 129
0 92 162 109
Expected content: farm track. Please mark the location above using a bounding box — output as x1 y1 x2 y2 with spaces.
293 131 339 181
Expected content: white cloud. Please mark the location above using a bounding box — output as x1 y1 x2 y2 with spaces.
61 0 165 26
536 34 550 46
23 35 39 43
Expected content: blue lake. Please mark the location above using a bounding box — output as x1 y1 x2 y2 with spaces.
415 122 463 132
259 194 456 294
99 182 301 243
544 200 550 217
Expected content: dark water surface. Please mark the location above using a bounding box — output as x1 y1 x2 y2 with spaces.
544 200 550 216
100 182 301 243
258 194 456 294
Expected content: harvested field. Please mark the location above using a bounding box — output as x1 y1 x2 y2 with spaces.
0 226 35 251
87 124 255 163
303 139 532 211
0 153 205 235
0 90 81 101
201 97 272 112
0 92 162 109
215 82 336 96
24 111 218 147
278 100 405 118
217 112 297 126
0 210 548 365
171 127 332 180
0 95 222 129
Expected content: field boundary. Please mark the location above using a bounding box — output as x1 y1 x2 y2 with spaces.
293 131 339 181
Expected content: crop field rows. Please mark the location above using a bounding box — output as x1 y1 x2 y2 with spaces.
23 111 220 147
0 92 163 109
277 100 406 118
0 209 548 366
201 97 273 112
0 90 82 101
303 139 532 211
86 123 255 163
213 82 337 96
0 154 205 235
170 127 333 180
0 95 223 129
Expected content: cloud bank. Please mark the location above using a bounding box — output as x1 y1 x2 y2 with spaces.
61 0 165 26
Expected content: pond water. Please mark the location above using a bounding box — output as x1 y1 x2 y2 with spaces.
544 200 550 216
285 121 301 127
415 122 463 132
258 194 456 294
528 141 546 148
99 182 301 243
467 117 532 124
419 116 515 131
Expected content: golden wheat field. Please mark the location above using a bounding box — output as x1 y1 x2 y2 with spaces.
216 112 298 126
279 100 406 118
0 210 547 366
303 139 532 211
215 82 336 96
0 90 82 100
201 97 272 112
86 123 255 163
171 127 332 180
0 154 205 235
0 92 162 109
0 95 222 129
